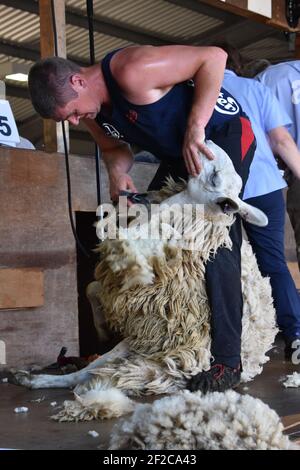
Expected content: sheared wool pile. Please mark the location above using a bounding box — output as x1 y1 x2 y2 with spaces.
109 390 297 450
283 372 300 388
51 384 135 422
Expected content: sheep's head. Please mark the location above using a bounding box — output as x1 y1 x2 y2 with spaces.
187 140 268 227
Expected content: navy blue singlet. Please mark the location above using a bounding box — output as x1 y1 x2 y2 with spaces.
96 50 252 164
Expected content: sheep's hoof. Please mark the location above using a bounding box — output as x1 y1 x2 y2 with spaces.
9 370 36 389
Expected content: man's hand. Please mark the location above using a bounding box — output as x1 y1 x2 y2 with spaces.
182 123 214 176
109 172 137 204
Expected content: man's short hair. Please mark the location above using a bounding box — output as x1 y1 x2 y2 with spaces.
214 42 245 76
214 42 270 78
28 57 81 119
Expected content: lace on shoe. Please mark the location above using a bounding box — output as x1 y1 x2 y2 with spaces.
187 363 241 394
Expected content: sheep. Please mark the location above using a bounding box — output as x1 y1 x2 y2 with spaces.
109 390 297 450
12 140 277 423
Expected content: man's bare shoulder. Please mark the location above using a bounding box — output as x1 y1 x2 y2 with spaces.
109 45 167 102
110 46 154 84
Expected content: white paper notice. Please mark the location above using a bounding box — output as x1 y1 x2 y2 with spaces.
0 99 20 146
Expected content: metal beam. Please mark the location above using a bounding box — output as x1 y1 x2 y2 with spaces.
5 84 30 99
195 17 281 49
65 9 179 45
0 0 38 14
0 39 89 66
0 0 181 46
191 17 247 44
198 0 298 32
0 40 39 62
237 27 282 49
165 0 239 23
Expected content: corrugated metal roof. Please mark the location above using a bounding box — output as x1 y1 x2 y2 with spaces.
0 54 33 66
8 96 35 121
66 25 133 60
0 1 292 67
66 0 223 39
244 37 293 61
0 5 40 44
0 0 294 145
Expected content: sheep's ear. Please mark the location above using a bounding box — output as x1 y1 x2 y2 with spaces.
215 197 239 213
237 199 268 227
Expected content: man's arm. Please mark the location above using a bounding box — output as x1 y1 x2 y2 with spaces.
268 126 300 179
83 118 137 201
110 45 227 176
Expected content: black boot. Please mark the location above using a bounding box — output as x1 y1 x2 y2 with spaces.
187 363 241 394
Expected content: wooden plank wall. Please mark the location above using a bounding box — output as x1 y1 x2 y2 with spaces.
0 147 158 367
0 268 44 309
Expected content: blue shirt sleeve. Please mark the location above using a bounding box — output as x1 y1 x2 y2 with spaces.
260 84 292 132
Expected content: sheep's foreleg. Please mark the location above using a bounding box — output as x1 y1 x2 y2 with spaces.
10 339 129 389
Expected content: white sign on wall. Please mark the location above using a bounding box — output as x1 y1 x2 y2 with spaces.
248 0 272 18
220 1 272 18
0 99 20 147
0 340 6 365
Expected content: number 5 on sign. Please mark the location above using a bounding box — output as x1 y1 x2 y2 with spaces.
0 99 20 145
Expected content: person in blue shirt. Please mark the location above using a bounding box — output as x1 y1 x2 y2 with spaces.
256 61 300 275
219 43 300 360
27 45 257 393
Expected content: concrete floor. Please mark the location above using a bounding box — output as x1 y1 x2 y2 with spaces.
0 336 300 450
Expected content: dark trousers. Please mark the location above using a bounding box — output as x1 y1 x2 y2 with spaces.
243 189 300 340
286 174 300 270
148 117 256 368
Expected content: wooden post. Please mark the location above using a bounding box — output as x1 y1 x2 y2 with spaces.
39 0 69 153
296 33 300 59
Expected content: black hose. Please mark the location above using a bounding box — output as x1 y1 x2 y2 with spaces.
86 0 102 208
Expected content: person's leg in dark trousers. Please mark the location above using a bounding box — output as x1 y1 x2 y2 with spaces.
198 117 255 375
287 174 300 271
149 117 256 392
148 161 242 368
243 189 300 356
205 220 243 368
147 160 188 191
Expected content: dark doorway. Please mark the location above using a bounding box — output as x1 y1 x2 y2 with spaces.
75 211 100 356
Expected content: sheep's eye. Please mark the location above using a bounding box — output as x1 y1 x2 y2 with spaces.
210 169 219 187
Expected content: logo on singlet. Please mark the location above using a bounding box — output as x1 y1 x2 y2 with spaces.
102 123 123 139
126 110 138 123
215 92 240 115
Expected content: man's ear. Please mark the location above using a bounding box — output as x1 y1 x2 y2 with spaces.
70 73 86 92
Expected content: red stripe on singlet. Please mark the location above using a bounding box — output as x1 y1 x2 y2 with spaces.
240 116 254 161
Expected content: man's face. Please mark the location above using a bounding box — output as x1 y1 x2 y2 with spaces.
55 73 101 125
55 94 100 125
